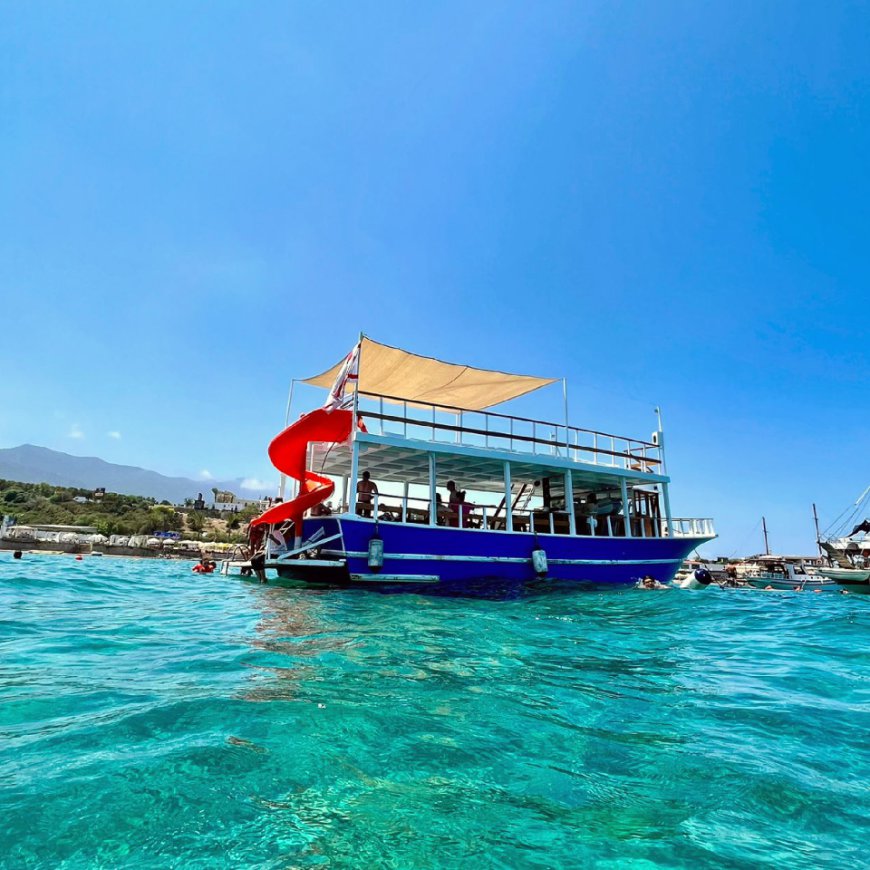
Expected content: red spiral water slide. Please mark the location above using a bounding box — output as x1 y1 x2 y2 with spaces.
251 408 354 529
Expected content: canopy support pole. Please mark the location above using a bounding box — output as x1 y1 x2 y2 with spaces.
504 462 513 533
620 477 632 538
349 439 360 518
565 469 576 536
429 454 437 527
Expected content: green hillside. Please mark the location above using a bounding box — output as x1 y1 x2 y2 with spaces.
0 479 259 541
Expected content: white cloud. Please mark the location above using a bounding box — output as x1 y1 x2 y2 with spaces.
107 430 122 440
68 423 84 439
241 477 274 492
199 469 214 480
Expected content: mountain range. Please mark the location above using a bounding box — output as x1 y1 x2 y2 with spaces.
0 444 268 504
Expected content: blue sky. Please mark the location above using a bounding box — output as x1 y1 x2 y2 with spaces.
1 2 868 555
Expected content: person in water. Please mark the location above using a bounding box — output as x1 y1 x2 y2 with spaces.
640 575 666 589
13 550 22 560
246 522 268 583
356 471 378 517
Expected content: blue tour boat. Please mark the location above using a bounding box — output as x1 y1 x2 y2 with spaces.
250 338 715 593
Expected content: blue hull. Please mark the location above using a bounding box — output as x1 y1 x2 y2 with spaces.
276 516 709 595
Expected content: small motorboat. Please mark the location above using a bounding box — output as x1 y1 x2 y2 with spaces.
745 561 838 591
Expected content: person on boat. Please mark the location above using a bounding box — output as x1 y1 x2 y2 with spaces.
446 480 464 507
356 471 378 517
445 481 469 527
457 491 476 528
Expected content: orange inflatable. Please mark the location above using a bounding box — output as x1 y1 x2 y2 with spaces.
251 407 355 531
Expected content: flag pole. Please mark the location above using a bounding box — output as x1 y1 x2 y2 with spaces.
277 378 297 501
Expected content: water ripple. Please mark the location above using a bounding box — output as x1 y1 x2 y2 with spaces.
1 554 869 868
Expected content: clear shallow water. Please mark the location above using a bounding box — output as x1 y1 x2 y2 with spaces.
1 555 869 869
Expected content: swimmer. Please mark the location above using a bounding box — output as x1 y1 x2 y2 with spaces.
639 575 666 590
13 550 23 560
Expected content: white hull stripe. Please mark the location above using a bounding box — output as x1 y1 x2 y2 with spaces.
324 550 681 566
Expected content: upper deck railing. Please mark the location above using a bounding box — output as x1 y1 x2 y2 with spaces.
356 391 663 474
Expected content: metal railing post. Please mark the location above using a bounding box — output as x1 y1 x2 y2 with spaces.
504 461 513 533
349 437 360 517
565 470 576 536
620 477 631 538
428 453 437 527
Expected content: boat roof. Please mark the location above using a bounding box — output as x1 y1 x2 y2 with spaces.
303 336 557 411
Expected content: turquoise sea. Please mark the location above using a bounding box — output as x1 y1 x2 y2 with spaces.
1 554 868 869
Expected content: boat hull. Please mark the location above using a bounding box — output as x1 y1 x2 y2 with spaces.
817 567 870 584
273 516 711 594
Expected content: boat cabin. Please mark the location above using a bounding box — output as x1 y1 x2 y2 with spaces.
296 372 713 543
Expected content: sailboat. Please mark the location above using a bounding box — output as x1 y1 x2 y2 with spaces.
743 516 837 591
815 490 870 589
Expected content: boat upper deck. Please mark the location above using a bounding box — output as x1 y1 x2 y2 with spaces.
352 390 664 479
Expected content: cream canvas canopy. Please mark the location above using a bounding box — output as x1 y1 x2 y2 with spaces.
303 337 557 411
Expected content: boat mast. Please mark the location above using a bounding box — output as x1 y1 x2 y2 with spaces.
762 516 770 556
812 503 823 558
348 332 364 514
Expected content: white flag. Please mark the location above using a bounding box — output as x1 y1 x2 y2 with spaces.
323 341 360 412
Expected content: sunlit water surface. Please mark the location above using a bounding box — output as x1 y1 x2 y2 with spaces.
1 554 869 868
